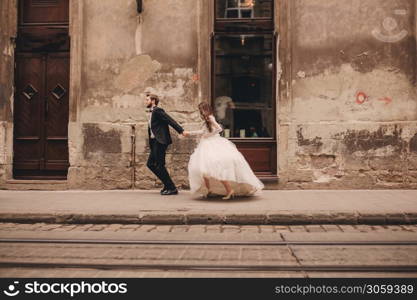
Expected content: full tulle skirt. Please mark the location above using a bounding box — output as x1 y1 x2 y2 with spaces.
188 134 264 196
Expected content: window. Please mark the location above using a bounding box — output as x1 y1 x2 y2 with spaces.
213 0 274 139
216 0 273 19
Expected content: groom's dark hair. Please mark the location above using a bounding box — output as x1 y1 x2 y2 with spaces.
149 94 160 106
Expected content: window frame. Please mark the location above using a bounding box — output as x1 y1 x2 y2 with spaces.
214 0 274 33
212 0 276 142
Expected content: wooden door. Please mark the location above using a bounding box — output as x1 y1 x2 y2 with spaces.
13 0 69 179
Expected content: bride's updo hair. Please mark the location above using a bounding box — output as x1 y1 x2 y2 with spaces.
198 102 213 132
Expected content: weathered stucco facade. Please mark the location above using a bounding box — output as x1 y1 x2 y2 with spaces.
1 0 416 190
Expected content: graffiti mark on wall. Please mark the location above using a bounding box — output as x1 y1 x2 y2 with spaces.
372 9 408 43
378 97 393 105
355 92 368 104
355 92 393 106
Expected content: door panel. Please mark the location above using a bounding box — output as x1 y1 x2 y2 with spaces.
234 141 277 175
45 53 69 171
20 0 69 25
13 0 69 179
14 54 44 170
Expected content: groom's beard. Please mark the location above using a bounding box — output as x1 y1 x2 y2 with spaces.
146 103 152 109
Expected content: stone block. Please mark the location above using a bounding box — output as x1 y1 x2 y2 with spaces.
67 166 132 189
407 172 417 183
330 212 358 224
342 154 370 171
288 170 314 182
310 154 336 169
0 165 6 185
134 165 159 189
369 157 405 171
0 122 7 165
358 213 386 225
385 213 407 225
140 213 185 224
337 172 375 188
81 123 132 167
310 212 333 224
186 214 224 224
267 211 313 225
407 155 417 170
224 214 267 225
376 171 406 183
405 213 417 224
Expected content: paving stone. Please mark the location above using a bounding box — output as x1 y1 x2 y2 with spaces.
69 224 94 231
205 225 222 233
353 225 371 232
400 225 416 232
170 225 189 233
134 225 155 232
221 226 241 233
289 225 307 232
186 214 224 224
321 225 342 232
141 214 185 224
86 225 108 231
225 214 266 225
186 225 207 233
305 225 326 233
105 224 124 231
273 226 291 233
239 225 260 233
268 212 312 225
52 224 79 231
258 225 276 233
338 225 358 232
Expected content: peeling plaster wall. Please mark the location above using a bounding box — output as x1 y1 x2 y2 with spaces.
68 0 201 189
1 0 416 190
279 0 417 189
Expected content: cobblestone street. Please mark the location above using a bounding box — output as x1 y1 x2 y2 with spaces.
1 223 416 278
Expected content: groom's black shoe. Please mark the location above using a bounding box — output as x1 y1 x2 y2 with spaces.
160 187 168 195
161 188 178 195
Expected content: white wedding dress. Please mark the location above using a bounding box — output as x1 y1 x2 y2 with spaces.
188 115 264 196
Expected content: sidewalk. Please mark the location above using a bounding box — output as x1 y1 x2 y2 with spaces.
0 190 416 225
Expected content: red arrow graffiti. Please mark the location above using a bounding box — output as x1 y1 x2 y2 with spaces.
378 97 392 105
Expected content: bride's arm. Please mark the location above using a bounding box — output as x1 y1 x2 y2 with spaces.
186 129 205 136
209 115 223 134
200 115 223 138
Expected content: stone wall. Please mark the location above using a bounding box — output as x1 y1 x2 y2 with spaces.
1 0 416 190
67 0 203 189
277 0 417 189
0 0 17 185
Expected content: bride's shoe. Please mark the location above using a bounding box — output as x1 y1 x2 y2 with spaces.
222 190 235 200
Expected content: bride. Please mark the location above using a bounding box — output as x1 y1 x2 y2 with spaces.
183 102 264 199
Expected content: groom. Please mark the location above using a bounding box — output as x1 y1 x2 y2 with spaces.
145 93 186 195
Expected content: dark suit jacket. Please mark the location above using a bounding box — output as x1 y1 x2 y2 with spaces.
148 107 184 145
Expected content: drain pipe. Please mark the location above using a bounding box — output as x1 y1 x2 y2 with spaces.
130 124 136 189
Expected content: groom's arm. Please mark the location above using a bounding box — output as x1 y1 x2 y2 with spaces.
155 108 184 134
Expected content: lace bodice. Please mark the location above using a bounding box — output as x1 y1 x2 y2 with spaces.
189 115 223 138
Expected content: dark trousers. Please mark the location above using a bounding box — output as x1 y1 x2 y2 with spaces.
147 139 176 190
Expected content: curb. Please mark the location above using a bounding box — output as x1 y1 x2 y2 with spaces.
0 211 416 225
